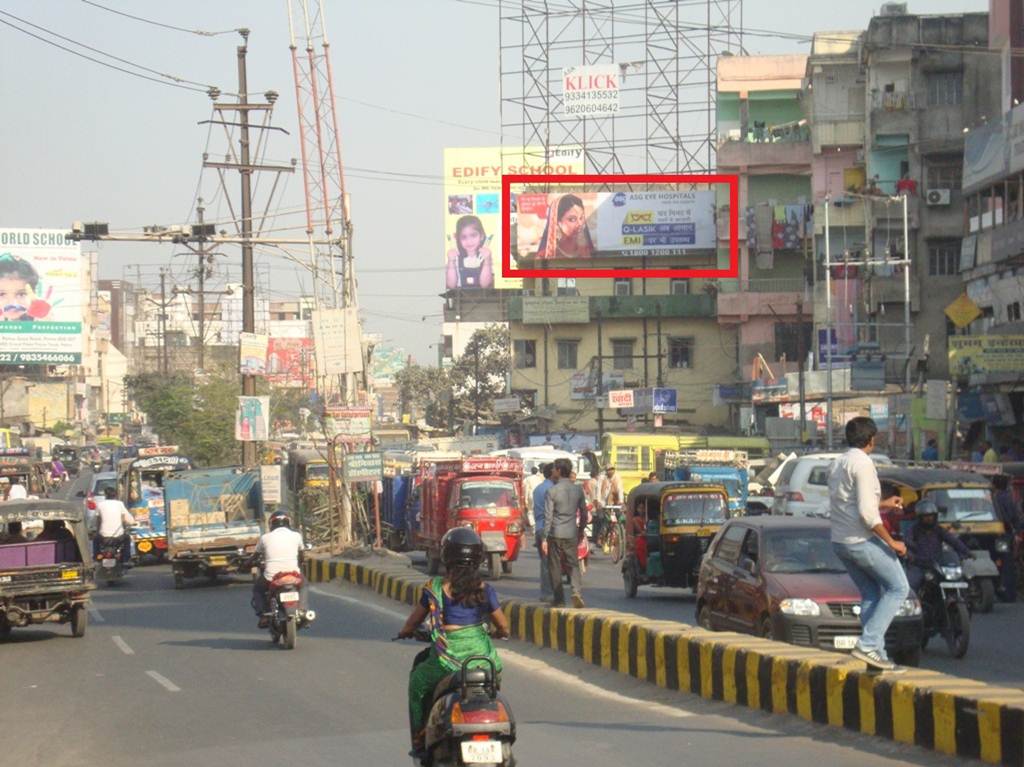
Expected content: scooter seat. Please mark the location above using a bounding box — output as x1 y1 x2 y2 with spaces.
432 667 493 701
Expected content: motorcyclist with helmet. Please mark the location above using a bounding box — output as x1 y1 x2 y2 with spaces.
904 499 972 594
252 511 309 628
398 527 510 759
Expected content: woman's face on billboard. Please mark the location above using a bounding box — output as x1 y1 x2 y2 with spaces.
558 204 584 239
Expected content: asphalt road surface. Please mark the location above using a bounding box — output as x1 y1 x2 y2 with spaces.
407 544 1024 688
1 562 976 767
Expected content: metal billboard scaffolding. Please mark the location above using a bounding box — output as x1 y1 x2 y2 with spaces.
499 0 745 175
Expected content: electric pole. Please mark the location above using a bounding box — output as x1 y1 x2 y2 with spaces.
238 33 258 467
195 201 208 372
159 268 169 376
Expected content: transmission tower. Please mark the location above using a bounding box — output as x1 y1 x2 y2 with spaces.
286 0 355 312
499 0 745 175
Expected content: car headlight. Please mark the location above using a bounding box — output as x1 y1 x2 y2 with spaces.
940 565 963 580
779 598 820 616
996 539 1010 553
898 597 922 617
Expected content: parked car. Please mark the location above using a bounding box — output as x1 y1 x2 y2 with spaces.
771 452 892 517
696 516 923 664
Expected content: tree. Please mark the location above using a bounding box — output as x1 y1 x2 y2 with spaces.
447 324 511 425
395 363 452 428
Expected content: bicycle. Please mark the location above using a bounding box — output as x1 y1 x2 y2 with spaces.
595 505 626 564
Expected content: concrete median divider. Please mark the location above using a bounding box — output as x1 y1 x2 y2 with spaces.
305 555 1024 765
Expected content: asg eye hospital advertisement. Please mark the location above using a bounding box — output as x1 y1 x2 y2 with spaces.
0 228 83 365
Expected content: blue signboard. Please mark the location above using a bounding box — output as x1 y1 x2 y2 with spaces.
652 388 677 413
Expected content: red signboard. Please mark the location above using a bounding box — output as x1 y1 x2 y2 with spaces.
267 338 314 388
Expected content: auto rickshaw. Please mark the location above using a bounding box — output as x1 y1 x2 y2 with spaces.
878 466 1003 613
0 499 95 639
621 481 730 598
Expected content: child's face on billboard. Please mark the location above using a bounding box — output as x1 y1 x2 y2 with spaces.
0 276 31 317
459 226 483 253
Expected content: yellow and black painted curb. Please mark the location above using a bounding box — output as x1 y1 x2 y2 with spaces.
305 555 1024 765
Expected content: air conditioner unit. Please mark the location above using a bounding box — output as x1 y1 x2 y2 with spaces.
926 189 951 206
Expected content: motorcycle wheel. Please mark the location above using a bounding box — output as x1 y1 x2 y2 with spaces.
487 552 502 581
969 579 995 614
623 561 638 598
501 559 512 575
945 601 971 658
173 573 185 590
283 618 297 650
609 524 625 564
71 605 88 638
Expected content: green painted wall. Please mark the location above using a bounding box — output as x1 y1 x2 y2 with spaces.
748 175 812 207
747 91 804 127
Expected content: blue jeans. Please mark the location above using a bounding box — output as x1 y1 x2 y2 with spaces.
832 538 909 657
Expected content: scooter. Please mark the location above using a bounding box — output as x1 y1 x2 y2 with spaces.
396 629 516 767
263 571 316 650
917 544 971 658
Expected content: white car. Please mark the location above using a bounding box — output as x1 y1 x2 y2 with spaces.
771 452 892 518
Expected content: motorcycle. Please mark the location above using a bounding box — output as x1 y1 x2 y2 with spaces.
263 571 315 650
917 543 971 658
397 629 516 767
95 537 126 586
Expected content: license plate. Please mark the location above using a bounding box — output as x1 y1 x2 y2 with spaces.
279 591 300 604
61 570 79 580
942 581 968 589
208 556 228 566
101 559 117 569
833 635 859 650
460 740 502 764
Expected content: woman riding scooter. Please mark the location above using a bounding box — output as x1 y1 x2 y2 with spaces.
398 527 510 759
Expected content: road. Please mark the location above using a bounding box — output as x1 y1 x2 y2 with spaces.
406 545 1024 688
1 561 972 767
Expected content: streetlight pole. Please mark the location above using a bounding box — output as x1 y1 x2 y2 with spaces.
824 196 833 450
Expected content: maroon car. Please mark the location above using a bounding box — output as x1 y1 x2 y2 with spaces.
696 517 923 665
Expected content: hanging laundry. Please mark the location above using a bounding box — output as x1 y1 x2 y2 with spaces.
755 204 773 254
745 207 758 252
772 220 787 250
773 205 786 223
784 205 805 237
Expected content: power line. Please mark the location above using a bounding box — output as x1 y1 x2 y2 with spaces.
80 0 242 37
0 11 214 94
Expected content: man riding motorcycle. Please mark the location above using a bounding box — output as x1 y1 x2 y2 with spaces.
94 486 135 562
904 499 972 594
251 511 309 628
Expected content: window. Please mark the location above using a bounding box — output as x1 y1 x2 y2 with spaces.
667 336 693 369
928 241 960 276
670 278 690 295
926 159 963 191
611 339 634 370
556 277 578 296
713 524 747 566
556 340 579 369
927 72 962 106
613 278 633 296
513 339 536 368
774 322 812 362
616 446 640 471
1009 301 1022 322
807 466 832 486
511 389 536 409
442 335 453 359
740 530 759 566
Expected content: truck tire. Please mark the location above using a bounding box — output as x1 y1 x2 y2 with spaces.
969 578 995 614
71 605 88 638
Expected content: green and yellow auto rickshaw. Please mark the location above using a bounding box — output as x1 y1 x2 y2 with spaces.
621 481 730 598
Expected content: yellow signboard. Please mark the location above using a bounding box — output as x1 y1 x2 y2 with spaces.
948 335 1024 375
944 293 982 329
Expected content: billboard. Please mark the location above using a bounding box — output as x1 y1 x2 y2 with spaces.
239 332 269 376
0 228 83 365
443 146 584 290
949 335 1024 377
515 190 716 258
235 396 270 441
267 337 314 388
312 307 363 375
562 64 621 116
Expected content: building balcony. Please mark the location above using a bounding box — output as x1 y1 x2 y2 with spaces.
813 197 866 233
717 278 808 321
716 136 812 170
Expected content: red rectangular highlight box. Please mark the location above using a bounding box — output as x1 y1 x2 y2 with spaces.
501 173 739 279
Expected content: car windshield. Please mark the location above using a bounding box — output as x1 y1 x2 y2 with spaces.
305 463 330 479
454 480 518 508
765 530 847 573
661 492 726 526
92 478 117 495
927 488 996 522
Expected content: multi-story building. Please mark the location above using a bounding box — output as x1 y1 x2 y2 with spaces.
715 53 813 428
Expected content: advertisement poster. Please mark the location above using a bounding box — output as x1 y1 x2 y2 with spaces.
948 335 1024 377
235 396 270 442
562 64 621 116
343 451 384 482
312 307 363 375
239 332 269 375
267 337 314 387
323 406 372 441
260 464 282 505
515 190 715 259
443 146 584 290
0 228 83 365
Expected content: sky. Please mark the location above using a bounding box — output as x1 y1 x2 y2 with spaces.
0 0 987 363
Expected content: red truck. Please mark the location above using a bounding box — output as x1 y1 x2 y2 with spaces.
415 456 526 579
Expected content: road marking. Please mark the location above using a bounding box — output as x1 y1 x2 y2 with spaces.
145 670 181 692
310 586 694 719
111 635 134 655
88 606 105 623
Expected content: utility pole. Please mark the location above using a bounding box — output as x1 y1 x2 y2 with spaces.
195 201 209 372
473 341 480 432
796 298 807 444
237 33 258 468
159 268 169 376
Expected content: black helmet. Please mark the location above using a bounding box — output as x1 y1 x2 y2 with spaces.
269 511 292 531
441 527 484 568
915 499 939 520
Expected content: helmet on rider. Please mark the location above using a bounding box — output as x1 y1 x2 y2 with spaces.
269 511 293 531
441 527 484 569
915 499 939 528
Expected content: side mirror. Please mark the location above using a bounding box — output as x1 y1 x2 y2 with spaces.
76 490 86 498
741 557 757 575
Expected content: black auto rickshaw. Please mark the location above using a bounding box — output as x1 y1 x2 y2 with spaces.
0 448 49 500
52 444 82 476
622 481 730 598
0 499 95 639
878 465 1003 613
